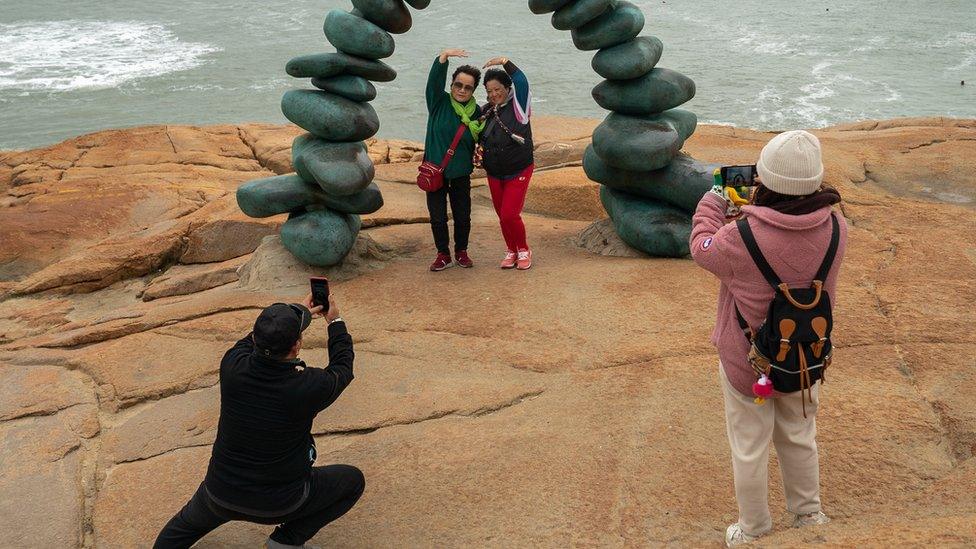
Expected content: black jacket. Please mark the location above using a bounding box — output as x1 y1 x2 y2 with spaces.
481 61 534 178
203 320 354 515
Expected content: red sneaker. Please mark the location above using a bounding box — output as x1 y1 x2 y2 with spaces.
500 250 517 269
516 249 532 270
455 250 474 268
429 253 453 271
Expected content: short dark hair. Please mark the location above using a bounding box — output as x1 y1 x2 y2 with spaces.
452 65 482 88
483 68 512 89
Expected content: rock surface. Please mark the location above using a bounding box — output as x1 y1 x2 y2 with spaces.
591 35 663 80
280 90 380 143
323 10 395 60
2 117 975 548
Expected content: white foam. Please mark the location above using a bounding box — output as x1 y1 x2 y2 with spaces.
0 21 219 92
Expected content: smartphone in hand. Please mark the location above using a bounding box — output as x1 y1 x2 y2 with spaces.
310 277 330 313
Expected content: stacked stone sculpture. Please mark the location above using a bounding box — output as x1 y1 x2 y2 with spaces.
238 0 715 265
531 0 716 257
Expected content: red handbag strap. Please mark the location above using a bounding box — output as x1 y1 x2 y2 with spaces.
439 124 469 171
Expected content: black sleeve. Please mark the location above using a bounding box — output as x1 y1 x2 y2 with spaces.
221 332 255 376
503 60 519 75
302 321 355 416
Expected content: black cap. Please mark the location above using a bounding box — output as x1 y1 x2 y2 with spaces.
253 303 312 357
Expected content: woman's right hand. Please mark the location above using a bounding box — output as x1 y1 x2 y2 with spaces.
439 49 469 63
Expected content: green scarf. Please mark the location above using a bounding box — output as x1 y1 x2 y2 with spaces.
450 97 486 142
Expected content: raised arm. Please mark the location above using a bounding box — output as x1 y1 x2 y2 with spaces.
690 192 735 281
302 294 355 415
484 56 531 124
427 48 469 111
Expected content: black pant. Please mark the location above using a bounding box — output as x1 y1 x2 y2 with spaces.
426 175 471 255
153 465 365 548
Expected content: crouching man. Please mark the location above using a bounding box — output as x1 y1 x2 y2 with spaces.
154 293 363 549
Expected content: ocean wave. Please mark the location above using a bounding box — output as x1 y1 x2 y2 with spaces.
0 21 220 92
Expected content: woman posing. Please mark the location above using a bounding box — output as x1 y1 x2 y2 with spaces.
479 56 534 270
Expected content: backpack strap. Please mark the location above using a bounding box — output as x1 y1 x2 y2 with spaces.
736 217 782 289
813 213 841 283
439 124 469 171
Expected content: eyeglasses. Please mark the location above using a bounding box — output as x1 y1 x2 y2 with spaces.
451 82 475 92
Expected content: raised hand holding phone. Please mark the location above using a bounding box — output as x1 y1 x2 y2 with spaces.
310 277 330 313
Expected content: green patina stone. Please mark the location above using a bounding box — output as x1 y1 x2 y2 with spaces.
591 109 697 171
571 1 643 51
592 67 696 115
529 0 574 14
281 90 379 142
350 0 412 34
552 0 617 31
324 10 395 60
286 52 397 82
281 209 362 267
600 186 691 257
237 174 383 217
292 134 375 195
583 146 716 213
311 75 377 102
403 0 430 8
591 36 663 80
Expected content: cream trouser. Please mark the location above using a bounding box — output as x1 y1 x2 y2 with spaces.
719 364 822 536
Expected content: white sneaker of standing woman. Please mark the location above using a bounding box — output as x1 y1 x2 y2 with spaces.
500 250 517 269
516 249 532 270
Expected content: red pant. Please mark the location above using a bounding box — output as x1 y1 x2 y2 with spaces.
487 164 533 252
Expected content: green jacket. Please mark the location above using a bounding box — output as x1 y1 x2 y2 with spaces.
424 57 480 180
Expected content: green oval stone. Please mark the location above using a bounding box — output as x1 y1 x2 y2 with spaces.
281 209 362 267
571 1 643 51
592 36 663 80
311 75 377 102
403 0 430 8
324 10 395 60
237 175 383 217
552 0 616 31
583 146 716 212
592 67 696 115
281 90 379 142
286 52 397 82
591 109 697 171
351 0 412 34
529 0 574 14
292 135 375 195
600 186 691 257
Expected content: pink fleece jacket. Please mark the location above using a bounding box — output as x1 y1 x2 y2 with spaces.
690 192 847 397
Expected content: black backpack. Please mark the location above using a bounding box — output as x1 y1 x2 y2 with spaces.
734 214 840 416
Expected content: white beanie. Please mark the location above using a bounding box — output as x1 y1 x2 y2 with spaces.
756 130 824 196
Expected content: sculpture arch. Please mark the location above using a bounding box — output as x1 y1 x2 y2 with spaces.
237 0 716 266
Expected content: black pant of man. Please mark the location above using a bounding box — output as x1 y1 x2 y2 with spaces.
426 175 471 255
153 465 365 548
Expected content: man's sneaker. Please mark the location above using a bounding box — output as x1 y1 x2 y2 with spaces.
725 523 762 547
267 538 321 549
429 253 453 271
516 249 532 270
500 250 517 269
455 250 474 268
792 511 830 528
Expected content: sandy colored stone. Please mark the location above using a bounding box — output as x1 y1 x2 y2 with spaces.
575 218 646 258
522 166 604 220
141 255 249 301
0 364 95 421
181 216 281 264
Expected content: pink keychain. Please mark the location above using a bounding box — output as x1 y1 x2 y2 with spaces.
753 375 773 405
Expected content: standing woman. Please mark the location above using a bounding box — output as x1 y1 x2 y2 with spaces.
480 56 534 270
423 48 484 271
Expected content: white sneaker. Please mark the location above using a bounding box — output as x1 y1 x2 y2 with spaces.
792 511 830 528
725 523 762 547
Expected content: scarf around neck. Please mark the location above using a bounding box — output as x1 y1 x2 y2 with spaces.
753 185 842 215
450 97 486 141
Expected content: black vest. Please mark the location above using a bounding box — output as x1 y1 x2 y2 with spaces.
481 101 534 178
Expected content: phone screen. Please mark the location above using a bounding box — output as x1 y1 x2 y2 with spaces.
721 165 757 186
310 277 330 312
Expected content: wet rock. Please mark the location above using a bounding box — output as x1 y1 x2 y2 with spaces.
280 209 362 267
529 0 574 14
292 135 375 195
571 1 644 51
350 0 412 34
583 147 716 212
591 36 663 80
237 174 383 217
280 90 380 142
310 74 377 102
285 52 397 82
600 186 691 257
324 10 395 60
591 109 697 172
552 0 617 31
592 67 696 115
